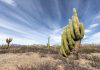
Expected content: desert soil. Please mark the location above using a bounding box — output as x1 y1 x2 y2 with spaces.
0 52 61 70
0 52 100 70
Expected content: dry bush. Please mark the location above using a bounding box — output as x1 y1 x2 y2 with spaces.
79 44 100 54
0 44 99 54
16 58 92 70
63 60 91 70
89 61 100 69
17 61 58 70
79 54 100 61
0 45 59 54
89 56 100 69
0 44 100 70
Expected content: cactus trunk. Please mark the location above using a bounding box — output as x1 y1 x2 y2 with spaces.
47 36 50 49
60 8 84 58
8 42 10 47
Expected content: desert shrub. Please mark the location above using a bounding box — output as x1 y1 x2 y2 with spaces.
17 61 58 70
0 45 59 54
90 56 100 62
89 61 100 69
55 45 61 52
17 60 92 70
79 44 100 54
63 59 92 70
0 45 11 49
89 55 100 69
0 44 99 54
39 53 47 58
79 54 100 62
79 54 92 60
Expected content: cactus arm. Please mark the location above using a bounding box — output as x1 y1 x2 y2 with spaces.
62 34 70 53
79 23 84 39
66 30 73 50
72 16 80 39
69 19 75 39
71 38 75 46
60 46 67 57
72 8 81 39
61 34 68 57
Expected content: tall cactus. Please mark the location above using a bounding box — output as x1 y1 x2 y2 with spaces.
6 38 12 47
60 8 84 57
47 36 50 49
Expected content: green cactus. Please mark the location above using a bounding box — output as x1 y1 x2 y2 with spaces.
47 36 50 49
60 8 84 57
6 38 12 47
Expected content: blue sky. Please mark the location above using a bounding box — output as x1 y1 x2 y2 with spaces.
0 0 100 45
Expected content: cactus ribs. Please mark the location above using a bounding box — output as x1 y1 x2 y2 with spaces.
60 8 84 58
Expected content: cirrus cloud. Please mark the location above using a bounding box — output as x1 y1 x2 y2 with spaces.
1 0 16 6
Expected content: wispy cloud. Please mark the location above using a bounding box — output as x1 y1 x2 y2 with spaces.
0 33 37 45
95 14 100 19
84 21 99 41
91 32 100 39
85 29 91 33
0 0 100 45
1 0 16 6
83 35 87 39
89 24 99 29
83 32 100 44
50 28 62 45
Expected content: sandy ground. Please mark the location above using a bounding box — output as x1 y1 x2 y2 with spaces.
0 52 59 70
0 52 100 70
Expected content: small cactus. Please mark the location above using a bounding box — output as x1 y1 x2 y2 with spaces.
60 8 84 58
47 36 50 49
6 38 12 47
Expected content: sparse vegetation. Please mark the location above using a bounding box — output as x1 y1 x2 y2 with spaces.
79 44 100 53
0 45 58 54
17 61 58 70
0 44 99 70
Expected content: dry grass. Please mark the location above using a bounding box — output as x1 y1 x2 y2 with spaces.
16 61 58 70
0 45 59 54
79 44 100 53
0 44 100 70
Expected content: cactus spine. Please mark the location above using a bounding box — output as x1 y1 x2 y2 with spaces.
47 36 50 48
60 8 84 57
